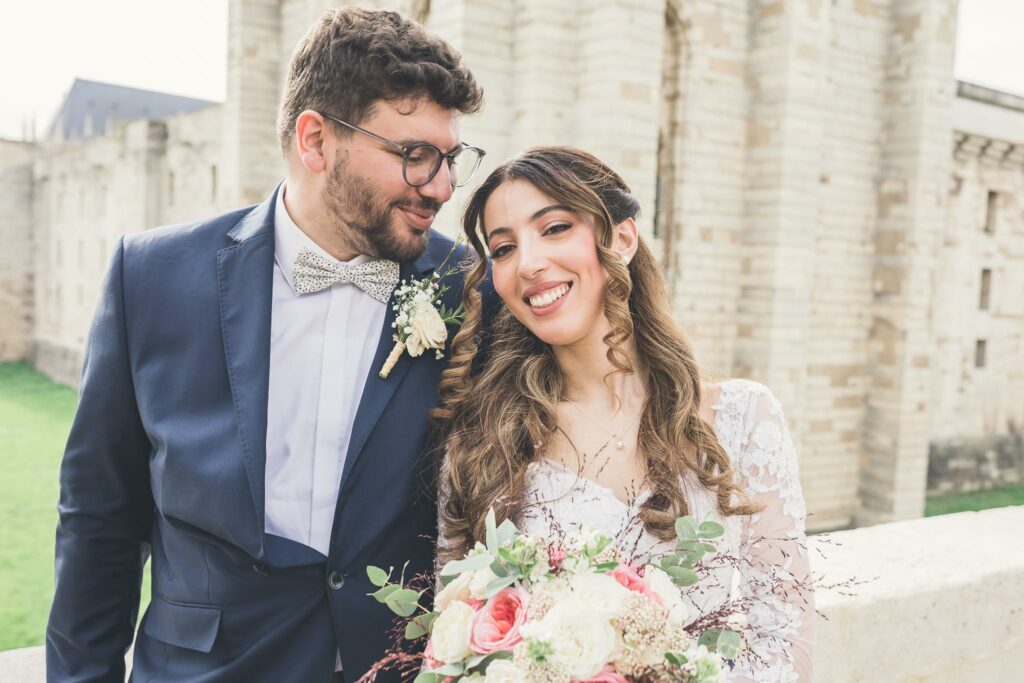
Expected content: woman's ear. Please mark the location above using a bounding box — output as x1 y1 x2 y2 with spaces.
613 217 639 265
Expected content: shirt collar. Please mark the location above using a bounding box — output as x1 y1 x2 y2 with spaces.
274 183 370 295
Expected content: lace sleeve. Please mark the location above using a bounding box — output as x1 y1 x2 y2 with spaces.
436 449 453 580
726 382 816 683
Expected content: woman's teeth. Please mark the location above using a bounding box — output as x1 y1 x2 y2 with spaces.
528 284 570 308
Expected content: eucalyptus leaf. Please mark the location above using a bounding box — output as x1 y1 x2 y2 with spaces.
413 673 442 683
484 574 517 597
698 520 725 539
675 516 698 541
366 566 390 587
370 584 401 603
405 619 428 640
384 588 422 617
467 651 514 673
439 552 493 576
666 565 699 587
427 662 465 676
496 518 519 547
698 629 742 660
485 508 498 554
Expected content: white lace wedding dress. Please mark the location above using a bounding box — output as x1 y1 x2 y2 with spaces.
442 379 815 682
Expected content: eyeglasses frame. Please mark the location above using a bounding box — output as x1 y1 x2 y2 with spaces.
320 112 485 188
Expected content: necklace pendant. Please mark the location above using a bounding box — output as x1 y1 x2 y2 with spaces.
616 440 625 450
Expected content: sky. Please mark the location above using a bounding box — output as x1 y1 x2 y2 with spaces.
0 0 1021 141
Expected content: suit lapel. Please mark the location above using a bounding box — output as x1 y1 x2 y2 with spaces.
217 191 277 537
339 247 439 491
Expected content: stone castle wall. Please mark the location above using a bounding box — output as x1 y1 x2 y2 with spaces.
0 139 35 361
4 0 1024 532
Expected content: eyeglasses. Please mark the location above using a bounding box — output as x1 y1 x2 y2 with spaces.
322 113 486 188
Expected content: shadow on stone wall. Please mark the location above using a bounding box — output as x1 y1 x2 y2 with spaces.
927 422 1024 494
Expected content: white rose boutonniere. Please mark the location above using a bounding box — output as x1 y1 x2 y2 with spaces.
405 300 448 357
378 240 465 378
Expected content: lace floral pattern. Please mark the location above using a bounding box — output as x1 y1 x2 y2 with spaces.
440 379 815 682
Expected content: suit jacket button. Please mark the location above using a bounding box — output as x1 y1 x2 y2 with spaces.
328 571 346 590
252 562 269 575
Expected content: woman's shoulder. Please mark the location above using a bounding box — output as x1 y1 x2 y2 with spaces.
704 378 785 421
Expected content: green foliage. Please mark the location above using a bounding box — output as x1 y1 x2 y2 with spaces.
698 628 742 661
925 485 1024 517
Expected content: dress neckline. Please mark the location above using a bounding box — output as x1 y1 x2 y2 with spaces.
533 382 731 509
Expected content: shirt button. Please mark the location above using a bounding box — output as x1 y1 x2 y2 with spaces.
328 571 346 590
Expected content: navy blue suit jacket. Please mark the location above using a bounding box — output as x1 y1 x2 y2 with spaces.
46 187 465 682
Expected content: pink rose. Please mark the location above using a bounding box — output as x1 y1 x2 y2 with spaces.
611 563 660 605
548 544 566 571
469 587 528 654
575 665 629 682
422 640 442 669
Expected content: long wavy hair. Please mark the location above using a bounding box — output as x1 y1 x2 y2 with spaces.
433 146 760 561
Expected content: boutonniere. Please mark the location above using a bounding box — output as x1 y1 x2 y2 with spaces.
378 241 466 379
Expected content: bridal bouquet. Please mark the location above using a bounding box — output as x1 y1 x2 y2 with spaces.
362 512 740 683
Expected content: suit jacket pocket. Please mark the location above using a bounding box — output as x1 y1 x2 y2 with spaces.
143 595 222 653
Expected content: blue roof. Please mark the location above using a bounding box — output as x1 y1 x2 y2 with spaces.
47 78 219 141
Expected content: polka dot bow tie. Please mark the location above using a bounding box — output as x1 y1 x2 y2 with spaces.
291 247 400 303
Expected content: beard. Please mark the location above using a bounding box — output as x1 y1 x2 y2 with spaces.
320 154 439 263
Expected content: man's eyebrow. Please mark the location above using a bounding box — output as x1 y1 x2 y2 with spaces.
485 205 573 242
395 138 464 153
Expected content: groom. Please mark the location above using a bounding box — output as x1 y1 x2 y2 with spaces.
46 8 483 683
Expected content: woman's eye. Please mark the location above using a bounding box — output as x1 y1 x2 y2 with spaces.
491 244 514 258
544 222 571 236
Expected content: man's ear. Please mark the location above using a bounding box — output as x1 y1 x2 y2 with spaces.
613 217 639 265
294 110 328 173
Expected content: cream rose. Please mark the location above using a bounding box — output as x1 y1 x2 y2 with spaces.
520 597 621 680
468 565 498 600
568 571 631 616
434 570 473 612
430 600 475 663
644 566 690 624
483 659 529 683
405 300 447 357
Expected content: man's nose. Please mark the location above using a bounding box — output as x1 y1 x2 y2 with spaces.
416 161 455 204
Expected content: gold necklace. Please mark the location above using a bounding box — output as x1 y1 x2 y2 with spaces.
564 398 641 450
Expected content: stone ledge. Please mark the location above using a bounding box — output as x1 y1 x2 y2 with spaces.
810 506 1024 682
4 507 1023 682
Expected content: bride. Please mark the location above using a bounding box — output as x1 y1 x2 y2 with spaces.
433 146 814 682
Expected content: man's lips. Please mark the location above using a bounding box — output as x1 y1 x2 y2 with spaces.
398 206 435 230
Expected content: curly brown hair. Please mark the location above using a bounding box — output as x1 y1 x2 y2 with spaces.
433 146 761 561
277 7 483 155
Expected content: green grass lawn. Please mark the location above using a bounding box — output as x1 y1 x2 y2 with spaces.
0 362 77 651
0 362 150 652
925 484 1024 517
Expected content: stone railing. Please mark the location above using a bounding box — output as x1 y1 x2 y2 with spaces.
4 507 1023 682
811 505 1024 681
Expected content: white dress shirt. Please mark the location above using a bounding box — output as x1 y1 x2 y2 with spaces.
264 185 387 557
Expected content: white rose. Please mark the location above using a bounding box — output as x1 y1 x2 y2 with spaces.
430 600 475 663
461 674 486 683
484 659 529 683
405 301 447 357
433 570 473 612
644 566 690 624
468 565 498 600
520 598 621 680
568 571 631 616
